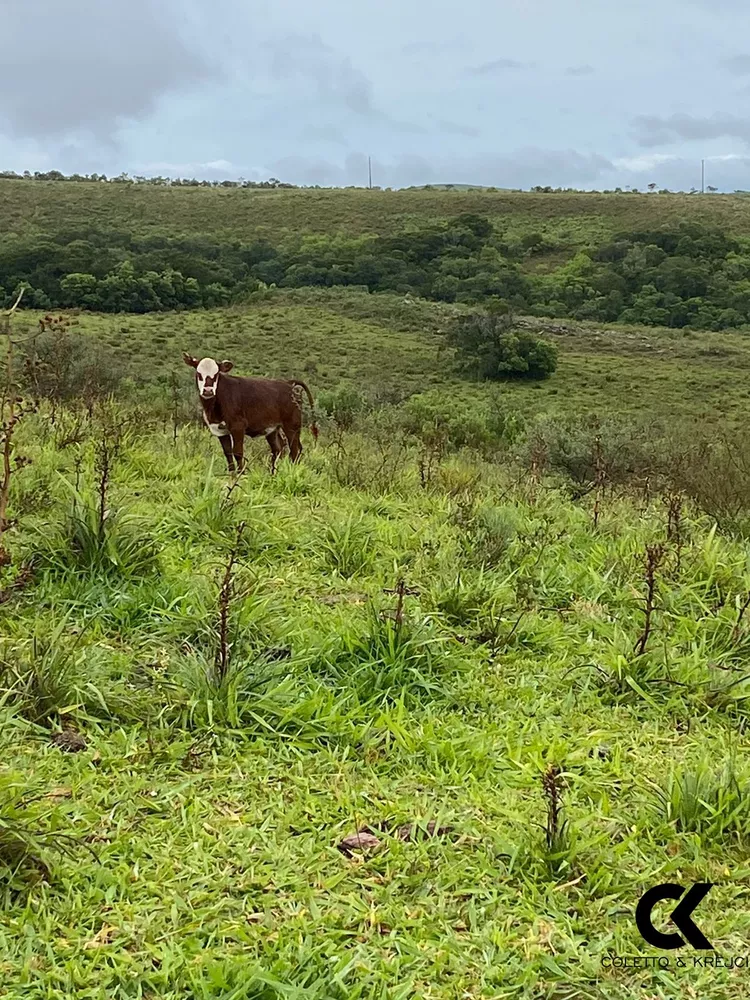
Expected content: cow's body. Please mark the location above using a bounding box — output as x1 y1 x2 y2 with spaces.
183 353 318 473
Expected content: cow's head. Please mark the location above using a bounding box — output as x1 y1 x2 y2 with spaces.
182 353 233 399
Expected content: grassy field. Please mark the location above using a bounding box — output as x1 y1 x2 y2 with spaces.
6 184 750 996
13 287 750 427
6 179 750 251
4 394 750 998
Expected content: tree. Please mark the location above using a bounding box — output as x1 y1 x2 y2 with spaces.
60 272 98 308
446 303 558 381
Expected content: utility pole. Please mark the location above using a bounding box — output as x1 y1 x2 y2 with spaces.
368 156 372 190
701 158 705 194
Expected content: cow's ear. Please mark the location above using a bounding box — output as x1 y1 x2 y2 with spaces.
182 352 199 368
218 360 234 373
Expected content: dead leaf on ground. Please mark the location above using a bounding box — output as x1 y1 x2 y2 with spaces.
50 729 87 753
336 828 382 857
84 925 118 949
45 787 72 801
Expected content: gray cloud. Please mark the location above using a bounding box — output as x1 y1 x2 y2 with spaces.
437 120 482 137
565 64 595 76
633 112 750 146
300 124 347 144
269 147 614 190
722 54 750 75
264 32 427 135
401 38 472 56
466 58 530 76
0 0 218 142
266 33 376 116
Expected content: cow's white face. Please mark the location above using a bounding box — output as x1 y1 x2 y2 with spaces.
182 354 234 398
196 358 220 399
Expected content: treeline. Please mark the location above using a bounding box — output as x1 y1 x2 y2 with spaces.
0 170 295 189
3 215 750 329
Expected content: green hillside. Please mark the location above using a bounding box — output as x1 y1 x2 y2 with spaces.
4 178 750 244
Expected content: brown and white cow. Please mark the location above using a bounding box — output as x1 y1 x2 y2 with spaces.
182 353 319 474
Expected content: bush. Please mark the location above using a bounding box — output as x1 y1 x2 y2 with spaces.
446 305 558 381
318 385 368 431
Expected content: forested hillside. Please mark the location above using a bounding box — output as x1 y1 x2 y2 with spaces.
4 179 750 329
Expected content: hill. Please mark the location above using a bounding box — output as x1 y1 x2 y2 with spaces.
4 178 750 245
5 180 750 332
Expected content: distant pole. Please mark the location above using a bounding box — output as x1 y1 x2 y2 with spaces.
701 159 705 194
368 156 372 189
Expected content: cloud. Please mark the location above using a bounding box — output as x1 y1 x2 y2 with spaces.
265 33 376 116
0 0 218 143
263 32 426 135
722 54 750 75
466 58 530 76
612 152 683 172
565 64 595 76
268 147 614 190
632 112 750 146
437 120 482 137
300 124 346 144
401 38 472 56
134 159 248 179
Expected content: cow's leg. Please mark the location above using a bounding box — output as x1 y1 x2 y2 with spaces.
229 427 245 473
266 428 283 475
218 433 235 473
285 412 303 463
288 429 303 463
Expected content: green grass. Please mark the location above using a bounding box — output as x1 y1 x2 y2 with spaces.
6 179 750 250
3 398 750 997
14 287 750 426
7 179 750 991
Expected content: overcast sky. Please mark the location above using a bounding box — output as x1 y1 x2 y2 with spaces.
3 0 750 191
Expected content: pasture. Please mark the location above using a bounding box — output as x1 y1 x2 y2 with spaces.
6 180 750 248
4 286 750 999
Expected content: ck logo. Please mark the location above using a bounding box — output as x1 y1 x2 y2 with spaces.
635 883 714 950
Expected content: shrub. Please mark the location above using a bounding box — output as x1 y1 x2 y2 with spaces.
446 304 558 381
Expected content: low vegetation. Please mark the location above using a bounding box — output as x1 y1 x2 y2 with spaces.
2 282 750 996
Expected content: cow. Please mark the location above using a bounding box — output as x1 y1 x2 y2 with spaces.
182 353 319 474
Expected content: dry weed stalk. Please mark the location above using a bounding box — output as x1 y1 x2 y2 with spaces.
664 490 684 573
382 577 420 637
592 434 606 528
732 592 750 643
542 763 564 852
215 520 246 682
634 543 666 657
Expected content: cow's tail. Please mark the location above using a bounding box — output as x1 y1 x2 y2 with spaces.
290 379 319 441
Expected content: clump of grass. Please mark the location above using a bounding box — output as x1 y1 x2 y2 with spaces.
455 500 519 567
659 762 750 841
430 572 493 626
38 491 159 578
317 606 456 706
319 513 376 578
0 772 88 894
0 619 82 726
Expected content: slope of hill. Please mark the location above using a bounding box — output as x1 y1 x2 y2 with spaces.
4 178 750 245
